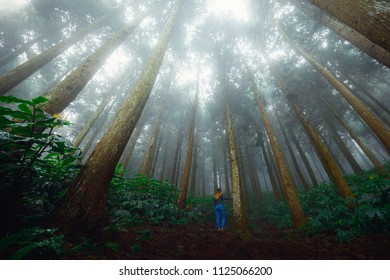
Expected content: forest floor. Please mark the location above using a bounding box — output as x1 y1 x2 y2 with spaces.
69 219 390 260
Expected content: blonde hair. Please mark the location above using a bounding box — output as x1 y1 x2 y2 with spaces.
214 188 222 199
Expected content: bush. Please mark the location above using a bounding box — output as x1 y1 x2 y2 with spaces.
108 173 210 229
0 96 81 232
259 165 390 242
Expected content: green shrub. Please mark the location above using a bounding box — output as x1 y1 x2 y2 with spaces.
0 96 81 231
259 165 390 242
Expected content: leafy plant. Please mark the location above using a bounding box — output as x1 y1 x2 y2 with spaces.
259 164 390 242
0 96 81 233
108 173 211 229
0 227 64 259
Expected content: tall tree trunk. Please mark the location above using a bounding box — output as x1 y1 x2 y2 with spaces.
177 70 200 209
0 37 40 68
212 155 219 190
258 129 282 200
307 0 390 53
223 89 249 231
54 0 182 233
343 73 390 127
289 130 319 187
41 12 149 115
295 0 390 68
170 115 185 184
120 125 143 173
0 10 118 95
278 24 390 153
265 55 354 199
323 99 387 175
150 128 163 178
276 111 310 191
251 74 306 228
324 120 363 174
189 142 199 197
223 147 231 198
140 106 164 175
72 75 123 147
200 157 206 197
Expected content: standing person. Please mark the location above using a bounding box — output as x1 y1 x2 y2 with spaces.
213 188 231 231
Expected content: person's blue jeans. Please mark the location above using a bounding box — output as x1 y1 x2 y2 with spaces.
215 204 226 229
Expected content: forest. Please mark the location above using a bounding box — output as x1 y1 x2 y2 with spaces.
0 0 389 260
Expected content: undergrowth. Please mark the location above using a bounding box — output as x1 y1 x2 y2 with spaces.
1 96 390 258
259 164 390 242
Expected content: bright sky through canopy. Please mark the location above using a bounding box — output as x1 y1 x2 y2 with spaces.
0 0 30 14
207 0 250 22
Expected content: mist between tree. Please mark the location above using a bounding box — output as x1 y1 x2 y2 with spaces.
0 0 389 260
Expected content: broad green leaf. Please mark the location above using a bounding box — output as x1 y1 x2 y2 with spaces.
62 156 76 166
32 96 48 105
10 243 41 260
0 96 33 105
0 115 13 128
5 111 32 121
17 103 32 115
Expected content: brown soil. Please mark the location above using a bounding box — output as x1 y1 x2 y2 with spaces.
70 221 390 260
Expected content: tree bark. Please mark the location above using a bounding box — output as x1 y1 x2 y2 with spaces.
223 147 231 198
251 74 306 228
323 99 387 175
223 89 249 231
296 0 390 68
120 126 143 173
189 142 199 197
54 0 182 233
289 130 319 187
324 120 363 174
265 54 354 199
41 12 148 115
72 75 123 147
258 129 282 200
276 111 310 191
177 70 200 209
278 24 390 153
140 106 164 175
170 114 185 185
307 0 390 53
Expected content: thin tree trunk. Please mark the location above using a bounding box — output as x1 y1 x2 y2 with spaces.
307 0 390 53
41 12 149 115
295 0 390 68
277 24 390 153
0 10 118 95
343 73 390 125
54 0 182 233
251 74 306 228
189 142 199 197
151 128 164 178
289 130 319 187
72 76 123 147
120 125 143 173
140 106 164 175
0 37 40 68
170 115 185 184
212 155 219 190
258 129 282 200
276 111 310 191
265 54 354 199
177 69 200 209
323 99 387 175
223 147 231 198
324 120 363 174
